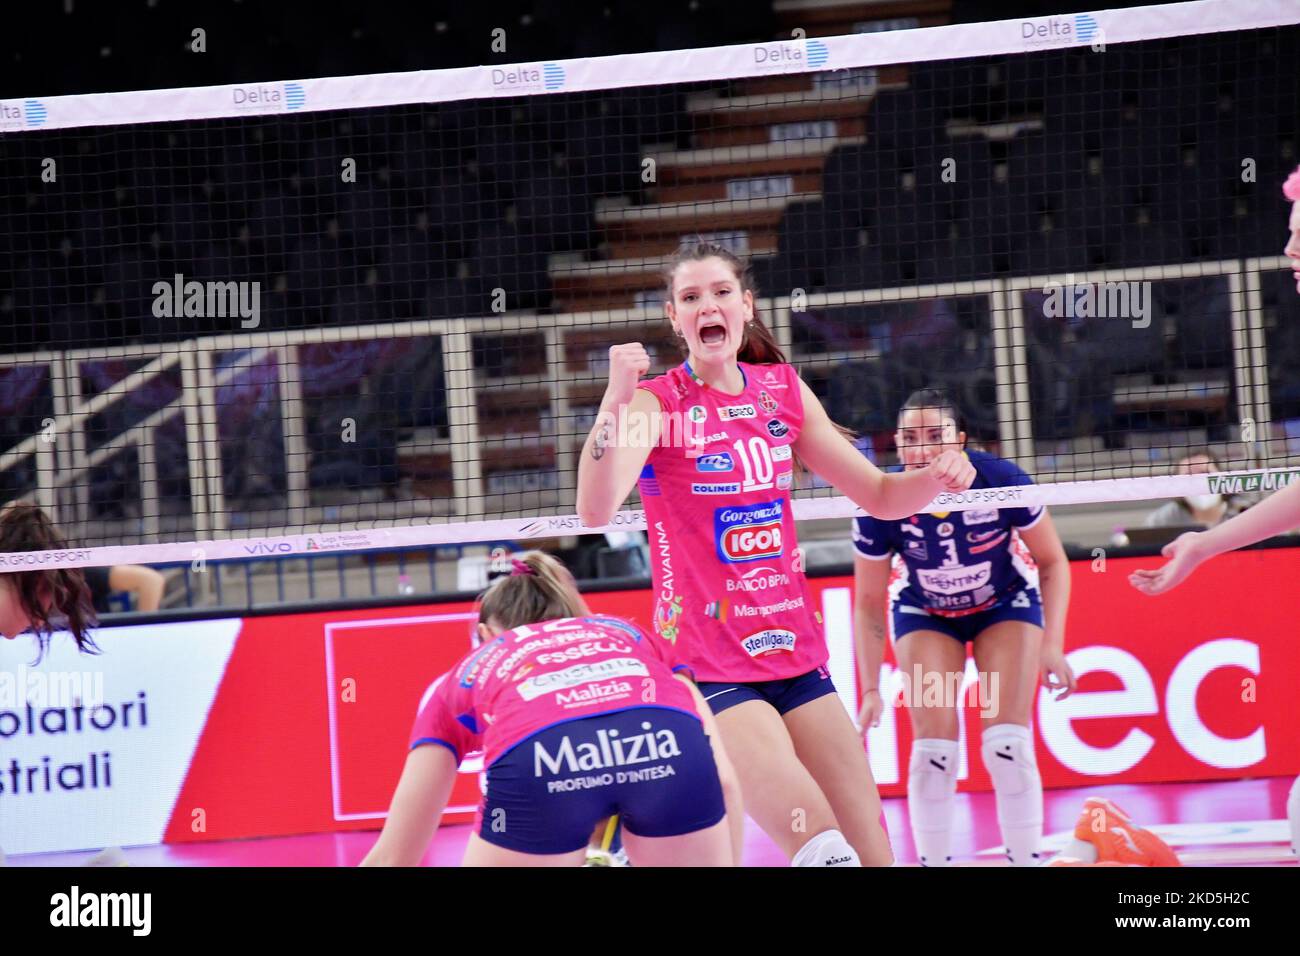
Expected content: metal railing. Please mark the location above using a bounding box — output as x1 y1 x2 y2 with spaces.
1 254 1294 549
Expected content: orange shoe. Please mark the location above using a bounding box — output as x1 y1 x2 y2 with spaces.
1071 797 1181 867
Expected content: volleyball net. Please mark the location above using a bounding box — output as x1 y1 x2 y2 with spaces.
1 0 1299 571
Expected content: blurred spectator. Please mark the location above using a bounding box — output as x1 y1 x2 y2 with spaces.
82 564 166 613
1143 449 1253 529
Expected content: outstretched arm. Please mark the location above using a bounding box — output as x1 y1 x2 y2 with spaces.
792 378 974 520
851 553 892 734
1131 479 1300 595
1018 511 1077 698
360 745 458 866
108 564 166 611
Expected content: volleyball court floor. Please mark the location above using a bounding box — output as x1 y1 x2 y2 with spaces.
7 776 1293 867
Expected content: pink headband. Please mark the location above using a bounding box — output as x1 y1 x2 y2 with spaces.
510 558 536 577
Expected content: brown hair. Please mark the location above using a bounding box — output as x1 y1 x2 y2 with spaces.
1176 448 1223 470
898 387 968 440
0 503 97 660
476 550 590 632
663 240 858 477
663 240 788 365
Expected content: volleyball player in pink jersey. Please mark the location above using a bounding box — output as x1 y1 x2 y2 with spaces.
0 503 98 867
576 242 976 866
0 504 96 653
1131 163 1300 856
361 550 742 867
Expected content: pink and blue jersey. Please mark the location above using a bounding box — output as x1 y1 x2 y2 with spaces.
636 361 827 683
852 449 1043 615
409 616 699 767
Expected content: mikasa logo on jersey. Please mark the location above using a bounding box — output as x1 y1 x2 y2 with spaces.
533 721 682 776
720 404 757 420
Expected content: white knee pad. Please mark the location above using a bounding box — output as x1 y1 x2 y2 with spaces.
908 738 959 867
981 724 1043 866
1288 775 1300 857
791 828 860 867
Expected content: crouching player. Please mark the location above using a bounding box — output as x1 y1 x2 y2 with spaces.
362 551 743 866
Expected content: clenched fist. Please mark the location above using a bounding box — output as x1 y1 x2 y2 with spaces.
926 450 976 493
603 343 652 408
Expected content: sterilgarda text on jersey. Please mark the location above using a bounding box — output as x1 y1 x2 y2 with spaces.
533 721 681 776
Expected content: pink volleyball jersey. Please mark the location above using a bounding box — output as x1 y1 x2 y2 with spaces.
636 361 828 683
408 616 699 767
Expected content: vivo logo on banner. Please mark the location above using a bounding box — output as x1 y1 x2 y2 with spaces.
242 541 293 555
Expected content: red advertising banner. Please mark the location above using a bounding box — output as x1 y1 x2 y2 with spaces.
8 547 1292 855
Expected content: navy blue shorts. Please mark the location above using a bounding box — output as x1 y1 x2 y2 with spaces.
893 589 1044 644
479 706 725 855
697 664 837 716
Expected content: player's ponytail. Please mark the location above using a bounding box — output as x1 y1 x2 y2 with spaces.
476 550 590 632
738 315 786 365
0 502 97 661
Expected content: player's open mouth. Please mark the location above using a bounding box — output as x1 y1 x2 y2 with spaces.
699 323 726 345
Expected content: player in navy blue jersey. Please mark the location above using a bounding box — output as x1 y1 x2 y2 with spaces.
851 388 1076 866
